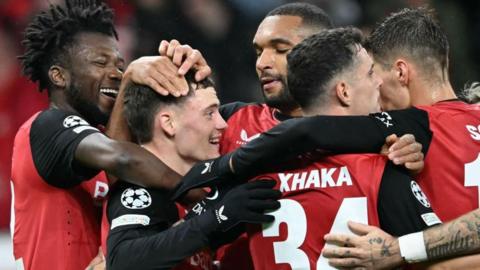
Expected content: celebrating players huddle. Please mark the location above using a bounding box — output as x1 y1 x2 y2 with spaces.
10 0 480 270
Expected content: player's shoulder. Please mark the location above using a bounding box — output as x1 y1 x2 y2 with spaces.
110 181 171 209
417 100 479 116
34 108 89 128
221 102 268 120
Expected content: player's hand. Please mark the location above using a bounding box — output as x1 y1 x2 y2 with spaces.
171 153 234 201
85 247 105 270
184 182 236 218
381 134 424 175
322 221 404 270
211 179 281 231
123 56 188 96
158 39 212 81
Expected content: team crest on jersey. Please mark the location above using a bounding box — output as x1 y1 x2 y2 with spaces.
63 115 89 128
121 188 152 209
236 129 260 145
410 181 430 208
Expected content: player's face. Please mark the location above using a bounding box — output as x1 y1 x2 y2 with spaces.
253 15 305 109
66 32 124 126
372 61 411 110
347 48 383 115
174 87 227 162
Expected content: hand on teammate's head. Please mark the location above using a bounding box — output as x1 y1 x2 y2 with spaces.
158 40 212 82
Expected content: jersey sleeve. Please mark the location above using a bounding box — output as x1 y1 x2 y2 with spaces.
232 108 432 177
219 102 250 121
30 109 101 188
106 182 218 270
377 162 441 236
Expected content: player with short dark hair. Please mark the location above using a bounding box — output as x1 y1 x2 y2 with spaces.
12 0 206 269
246 27 438 270
106 73 281 270
131 4 426 269
210 7 480 269
287 27 366 111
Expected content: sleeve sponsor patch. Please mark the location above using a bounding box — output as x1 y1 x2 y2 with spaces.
421 212 442 226
111 214 151 229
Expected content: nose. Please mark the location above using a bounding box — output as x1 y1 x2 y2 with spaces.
108 67 123 81
256 49 274 72
215 113 228 131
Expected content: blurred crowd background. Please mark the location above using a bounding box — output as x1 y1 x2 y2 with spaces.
1 0 480 232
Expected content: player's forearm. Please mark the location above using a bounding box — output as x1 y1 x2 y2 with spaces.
232 115 386 176
108 213 217 270
106 70 133 142
423 209 480 260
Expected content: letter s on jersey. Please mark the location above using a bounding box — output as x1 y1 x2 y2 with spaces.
466 125 480 141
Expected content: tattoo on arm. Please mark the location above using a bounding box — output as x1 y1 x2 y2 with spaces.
424 209 480 260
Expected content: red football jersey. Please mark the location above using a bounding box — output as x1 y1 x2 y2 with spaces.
248 154 384 270
10 111 109 270
220 103 279 154
416 101 480 221
218 103 279 269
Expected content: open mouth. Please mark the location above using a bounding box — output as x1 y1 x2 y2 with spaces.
209 137 220 145
100 88 119 99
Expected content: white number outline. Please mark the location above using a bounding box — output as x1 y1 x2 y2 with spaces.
262 197 368 270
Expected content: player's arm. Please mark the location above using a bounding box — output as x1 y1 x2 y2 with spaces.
376 163 441 236
322 209 480 270
231 108 432 176
172 109 428 200
31 109 185 195
107 180 281 270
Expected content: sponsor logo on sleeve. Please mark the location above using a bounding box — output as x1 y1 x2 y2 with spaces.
421 212 442 226
111 214 150 229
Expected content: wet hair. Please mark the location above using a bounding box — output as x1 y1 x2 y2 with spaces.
124 72 215 144
287 27 364 111
366 7 449 81
266 2 333 31
19 0 118 93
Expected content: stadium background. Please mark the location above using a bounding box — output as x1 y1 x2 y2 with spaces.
0 0 479 268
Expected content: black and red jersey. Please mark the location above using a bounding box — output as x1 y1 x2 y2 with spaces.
10 109 109 270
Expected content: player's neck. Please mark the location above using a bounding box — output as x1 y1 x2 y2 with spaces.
49 90 77 113
142 140 193 176
410 79 457 106
279 106 303 117
303 105 348 117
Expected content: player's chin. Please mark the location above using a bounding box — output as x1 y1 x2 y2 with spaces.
205 145 221 160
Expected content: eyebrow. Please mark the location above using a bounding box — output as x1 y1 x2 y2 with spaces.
253 37 295 49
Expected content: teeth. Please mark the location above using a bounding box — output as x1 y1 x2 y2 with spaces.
100 88 119 97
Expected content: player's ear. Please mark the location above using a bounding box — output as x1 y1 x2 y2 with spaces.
48 65 68 89
335 81 351 107
157 110 176 137
394 59 409 87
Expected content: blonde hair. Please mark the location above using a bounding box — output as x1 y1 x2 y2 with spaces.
462 82 480 104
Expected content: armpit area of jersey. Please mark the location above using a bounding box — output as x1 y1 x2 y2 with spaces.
30 109 101 188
